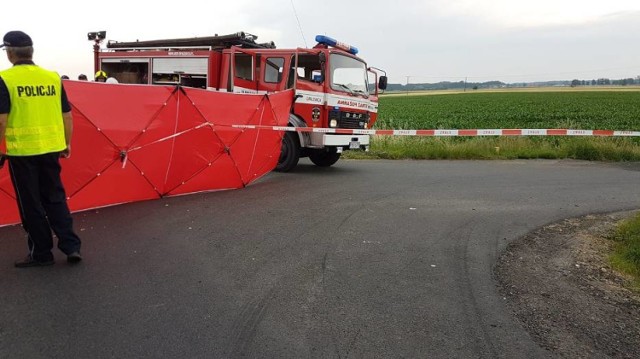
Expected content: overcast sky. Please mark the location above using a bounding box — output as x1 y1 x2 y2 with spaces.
2 0 639 84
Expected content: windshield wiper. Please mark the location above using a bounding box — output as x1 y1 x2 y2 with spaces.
334 83 368 98
334 83 356 96
352 88 369 97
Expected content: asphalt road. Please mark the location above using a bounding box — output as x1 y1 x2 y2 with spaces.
1 159 639 359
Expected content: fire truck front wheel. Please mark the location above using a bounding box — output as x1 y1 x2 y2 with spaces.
276 132 300 172
309 148 341 167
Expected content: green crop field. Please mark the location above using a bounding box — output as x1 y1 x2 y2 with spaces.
377 91 640 131
345 91 640 161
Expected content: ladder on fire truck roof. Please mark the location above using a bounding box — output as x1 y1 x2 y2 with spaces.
106 32 276 50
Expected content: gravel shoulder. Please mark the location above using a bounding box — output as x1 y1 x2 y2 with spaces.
495 210 640 359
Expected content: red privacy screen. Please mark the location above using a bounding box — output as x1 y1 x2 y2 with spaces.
0 82 293 226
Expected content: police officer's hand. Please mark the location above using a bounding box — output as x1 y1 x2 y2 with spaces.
60 146 71 159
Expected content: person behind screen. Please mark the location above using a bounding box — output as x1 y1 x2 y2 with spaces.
78 74 88 81
94 70 107 82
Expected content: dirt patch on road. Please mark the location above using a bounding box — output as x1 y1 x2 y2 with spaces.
495 211 640 358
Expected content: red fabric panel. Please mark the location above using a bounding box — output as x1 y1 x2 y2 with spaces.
125 140 175 195
66 82 176 147
0 187 19 224
162 126 228 193
183 88 261 146
61 108 119 197
229 97 283 184
167 154 242 196
66 160 161 210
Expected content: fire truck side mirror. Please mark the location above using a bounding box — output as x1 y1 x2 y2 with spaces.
378 76 388 90
318 52 326 84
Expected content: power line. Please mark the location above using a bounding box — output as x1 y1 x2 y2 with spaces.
290 0 308 48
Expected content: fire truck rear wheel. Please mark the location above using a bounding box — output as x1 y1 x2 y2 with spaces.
309 148 341 167
276 132 300 172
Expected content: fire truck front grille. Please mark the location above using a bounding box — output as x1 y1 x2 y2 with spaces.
338 118 365 129
337 112 369 129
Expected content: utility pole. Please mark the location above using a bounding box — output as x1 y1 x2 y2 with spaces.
464 77 467 92
406 76 410 95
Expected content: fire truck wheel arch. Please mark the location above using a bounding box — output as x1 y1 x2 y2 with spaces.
288 114 309 148
275 132 301 172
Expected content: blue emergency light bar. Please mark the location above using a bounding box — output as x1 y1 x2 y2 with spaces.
315 35 359 55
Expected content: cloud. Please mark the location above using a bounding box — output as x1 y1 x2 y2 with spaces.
428 0 640 28
3 0 639 84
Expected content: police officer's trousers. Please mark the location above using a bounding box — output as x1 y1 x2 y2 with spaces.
7 152 81 262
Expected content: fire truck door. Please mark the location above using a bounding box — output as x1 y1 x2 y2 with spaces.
258 56 286 93
231 52 258 94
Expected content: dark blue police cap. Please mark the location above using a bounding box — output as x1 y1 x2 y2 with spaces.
1 31 33 48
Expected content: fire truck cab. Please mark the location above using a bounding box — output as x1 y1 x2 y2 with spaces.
93 32 387 171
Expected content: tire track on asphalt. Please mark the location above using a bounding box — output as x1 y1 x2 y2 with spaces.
452 218 500 358
226 201 372 358
228 287 275 358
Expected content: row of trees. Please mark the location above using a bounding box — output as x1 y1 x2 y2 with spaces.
386 76 640 91
386 81 506 92
387 78 640 91
571 76 640 87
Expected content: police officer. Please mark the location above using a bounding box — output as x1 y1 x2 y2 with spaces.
0 31 82 267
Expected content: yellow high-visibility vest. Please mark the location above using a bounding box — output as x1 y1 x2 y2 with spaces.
0 65 66 156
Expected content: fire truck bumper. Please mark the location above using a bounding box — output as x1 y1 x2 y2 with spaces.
312 133 370 151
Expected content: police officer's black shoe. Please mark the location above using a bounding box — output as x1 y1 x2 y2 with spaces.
67 252 82 264
14 256 55 268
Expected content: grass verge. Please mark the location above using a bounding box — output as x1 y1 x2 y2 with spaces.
609 213 640 289
342 136 640 161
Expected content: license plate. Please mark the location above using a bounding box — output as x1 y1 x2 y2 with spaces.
349 141 360 149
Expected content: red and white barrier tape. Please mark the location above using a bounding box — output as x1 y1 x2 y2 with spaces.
232 125 640 137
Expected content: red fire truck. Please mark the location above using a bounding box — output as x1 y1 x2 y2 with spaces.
90 31 387 171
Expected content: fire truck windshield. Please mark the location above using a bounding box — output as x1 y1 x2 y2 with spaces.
329 54 368 96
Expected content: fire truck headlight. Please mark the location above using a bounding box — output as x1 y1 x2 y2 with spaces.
330 119 338 128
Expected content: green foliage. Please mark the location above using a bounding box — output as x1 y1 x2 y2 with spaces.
609 213 640 287
343 137 640 161
359 91 640 161
377 91 640 131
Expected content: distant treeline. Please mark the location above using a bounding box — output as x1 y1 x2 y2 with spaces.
570 78 640 87
387 77 640 91
387 81 505 91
